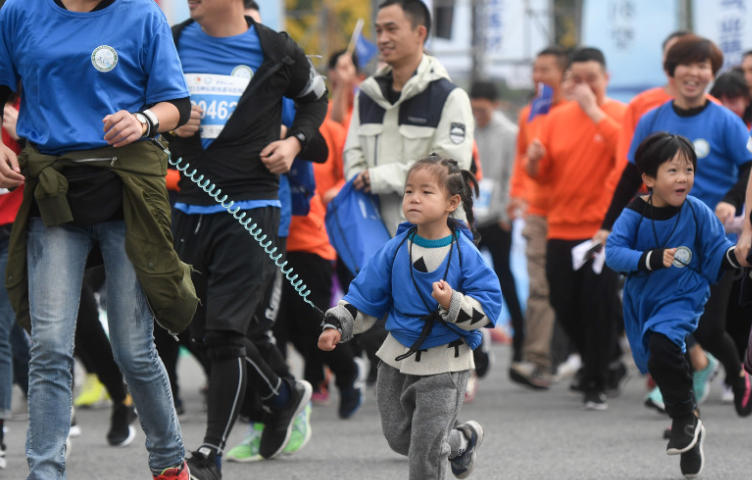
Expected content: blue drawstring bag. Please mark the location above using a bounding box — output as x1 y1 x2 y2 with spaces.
325 178 391 275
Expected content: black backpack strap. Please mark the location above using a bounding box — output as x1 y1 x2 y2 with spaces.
171 18 195 46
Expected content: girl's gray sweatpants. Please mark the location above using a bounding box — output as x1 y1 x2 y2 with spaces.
376 362 470 480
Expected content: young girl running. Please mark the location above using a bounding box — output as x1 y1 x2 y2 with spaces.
606 133 741 478
319 155 502 480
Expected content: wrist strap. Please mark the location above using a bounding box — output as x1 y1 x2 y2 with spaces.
141 109 159 138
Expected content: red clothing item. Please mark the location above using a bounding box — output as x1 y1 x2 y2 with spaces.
0 102 23 227
532 99 627 240
509 101 569 216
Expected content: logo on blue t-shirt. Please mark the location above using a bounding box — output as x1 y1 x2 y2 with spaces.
91 46 118 73
672 246 693 268
693 138 710 159
231 65 254 80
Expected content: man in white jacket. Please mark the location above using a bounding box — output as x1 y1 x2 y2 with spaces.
345 0 474 236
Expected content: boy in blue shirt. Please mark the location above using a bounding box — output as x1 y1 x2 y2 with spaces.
606 133 741 478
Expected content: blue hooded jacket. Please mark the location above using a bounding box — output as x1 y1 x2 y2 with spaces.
344 222 502 350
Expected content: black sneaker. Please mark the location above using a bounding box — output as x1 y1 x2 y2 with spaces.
450 421 484 479
259 379 313 459
339 358 366 419
680 424 705 478
106 402 137 447
582 390 607 411
186 448 221 480
667 414 702 455
605 362 631 398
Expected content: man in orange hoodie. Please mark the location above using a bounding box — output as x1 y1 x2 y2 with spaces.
507 46 569 390
527 47 627 411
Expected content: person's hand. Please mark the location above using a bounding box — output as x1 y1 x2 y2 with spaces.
715 201 736 225
526 139 545 163
353 170 371 193
335 53 357 88
173 104 203 138
431 280 453 310
0 143 23 188
3 103 19 141
507 197 527 220
663 247 677 268
592 229 610 249
318 329 341 351
260 137 301 174
736 221 752 267
103 110 145 147
323 186 340 205
572 83 598 113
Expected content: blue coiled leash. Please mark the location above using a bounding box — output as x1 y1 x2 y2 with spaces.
167 152 325 318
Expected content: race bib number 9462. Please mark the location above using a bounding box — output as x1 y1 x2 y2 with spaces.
185 73 251 140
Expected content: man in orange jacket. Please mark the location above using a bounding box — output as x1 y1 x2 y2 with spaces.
527 47 627 411
507 46 569 389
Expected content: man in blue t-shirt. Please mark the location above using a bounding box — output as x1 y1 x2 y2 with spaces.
163 1 328 477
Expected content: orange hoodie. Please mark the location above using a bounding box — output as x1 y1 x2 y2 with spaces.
531 99 627 240
509 101 569 217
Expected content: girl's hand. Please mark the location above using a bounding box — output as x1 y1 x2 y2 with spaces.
318 329 341 351
663 248 677 268
431 280 453 310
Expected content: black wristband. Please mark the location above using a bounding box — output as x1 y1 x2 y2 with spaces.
648 249 667 271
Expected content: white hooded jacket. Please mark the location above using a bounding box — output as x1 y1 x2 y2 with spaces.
343 55 474 236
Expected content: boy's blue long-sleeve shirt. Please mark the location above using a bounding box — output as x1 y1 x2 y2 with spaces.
344 222 502 351
605 195 733 372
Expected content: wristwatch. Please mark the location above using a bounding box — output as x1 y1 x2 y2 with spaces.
292 132 306 146
141 109 160 137
133 112 150 137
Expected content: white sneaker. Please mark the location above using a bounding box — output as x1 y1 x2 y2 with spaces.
554 354 582 382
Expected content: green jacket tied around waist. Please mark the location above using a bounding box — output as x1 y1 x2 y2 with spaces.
5 140 198 334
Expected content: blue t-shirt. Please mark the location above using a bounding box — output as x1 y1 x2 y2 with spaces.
0 0 188 155
178 22 264 150
628 101 752 210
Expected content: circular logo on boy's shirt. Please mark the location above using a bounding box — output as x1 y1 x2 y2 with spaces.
91 46 118 72
673 246 693 268
231 65 254 80
693 139 710 159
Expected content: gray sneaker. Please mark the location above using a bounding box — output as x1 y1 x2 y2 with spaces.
450 421 484 479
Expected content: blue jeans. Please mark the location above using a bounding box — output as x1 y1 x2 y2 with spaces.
0 238 15 419
25 219 184 479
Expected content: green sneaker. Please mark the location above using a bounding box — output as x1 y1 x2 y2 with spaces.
644 386 666 413
226 423 264 463
283 403 312 455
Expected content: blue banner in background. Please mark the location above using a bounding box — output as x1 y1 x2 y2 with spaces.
582 0 679 103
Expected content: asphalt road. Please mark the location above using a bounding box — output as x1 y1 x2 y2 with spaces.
3 340 750 479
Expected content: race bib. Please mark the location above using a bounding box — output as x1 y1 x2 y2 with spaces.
185 73 251 140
